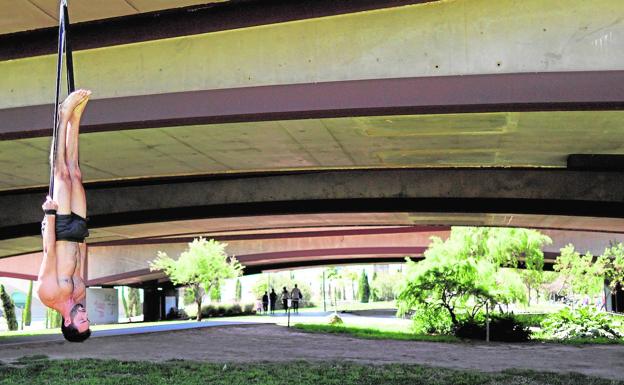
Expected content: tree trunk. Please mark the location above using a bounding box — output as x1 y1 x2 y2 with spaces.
195 284 203 321
196 298 202 321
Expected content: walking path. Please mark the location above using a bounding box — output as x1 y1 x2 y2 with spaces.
0 320 623 380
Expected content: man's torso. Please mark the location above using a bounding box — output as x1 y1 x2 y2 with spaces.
38 241 85 311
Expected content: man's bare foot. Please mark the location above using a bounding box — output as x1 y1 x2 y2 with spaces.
71 90 91 121
59 89 91 120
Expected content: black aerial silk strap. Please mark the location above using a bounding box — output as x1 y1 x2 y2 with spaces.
49 0 75 198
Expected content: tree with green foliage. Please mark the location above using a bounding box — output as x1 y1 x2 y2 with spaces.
397 227 547 330
121 286 130 318
210 283 221 302
0 284 18 331
127 287 141 317
521 269 543 305
597 242 624 292
371 271 403 302
46 308 62 329
325 267 340 309
554 244 604 296
358 270 370 303
252 273 313 308
23 280 33 327
151 238 243 321
235 279 242 302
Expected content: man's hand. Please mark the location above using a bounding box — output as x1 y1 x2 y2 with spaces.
42 196 58 213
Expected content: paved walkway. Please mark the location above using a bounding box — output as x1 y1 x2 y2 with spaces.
0 319 262 346
0 323 623 380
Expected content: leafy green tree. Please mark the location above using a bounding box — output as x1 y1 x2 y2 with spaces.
554 244 603 296
597 242 624 293
371 271 403 302
0 284 18 331
325 267 340 309
397 227 546 329
151 238 243 321
252 273 312 308
235 279 242 302
358 270 370 303
121 286 130 318
127 287 141 317
23 280 33 327
521 269 544 305
210 283 221 302
46 308 61 329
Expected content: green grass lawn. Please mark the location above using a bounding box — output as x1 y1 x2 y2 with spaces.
294 322 624 345
0 357 620 385
294 323 458 343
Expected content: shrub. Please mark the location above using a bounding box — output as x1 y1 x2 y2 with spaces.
541 306 622 340
410 305 453 335
0 285 18 331
513 313 547 328
243 303 255 314
199 303 252 318
454 314 531 342
328 313 343 325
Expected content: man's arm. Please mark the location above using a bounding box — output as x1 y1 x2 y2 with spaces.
72 243 87 303
38 197 58 283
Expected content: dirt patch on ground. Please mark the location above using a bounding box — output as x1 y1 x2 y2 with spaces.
0 324 623 380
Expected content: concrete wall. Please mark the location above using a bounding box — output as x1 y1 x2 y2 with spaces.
1 0 622 108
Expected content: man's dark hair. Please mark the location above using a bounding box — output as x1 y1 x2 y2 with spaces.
61 304 91 343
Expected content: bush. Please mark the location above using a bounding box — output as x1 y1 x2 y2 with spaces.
199 303 254 318
454 314 531 342
410 305 453 335
0 285 18 331
513 313 547 328
328 313 343 325
541 306 622 340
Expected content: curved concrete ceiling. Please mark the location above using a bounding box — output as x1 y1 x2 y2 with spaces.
1 0 623 268
0 0 228 35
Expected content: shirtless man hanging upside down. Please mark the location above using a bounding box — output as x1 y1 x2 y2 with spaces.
38 89 92 342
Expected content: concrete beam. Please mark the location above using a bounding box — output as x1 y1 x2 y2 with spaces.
0 0 438 60
2 71 623 140
2 0 622 109
2 168 624 240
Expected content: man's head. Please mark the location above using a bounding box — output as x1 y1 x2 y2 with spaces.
294 284 298 288
61 304 91 342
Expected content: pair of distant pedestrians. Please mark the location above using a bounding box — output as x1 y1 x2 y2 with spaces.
261 289 278 314
282 284 302 314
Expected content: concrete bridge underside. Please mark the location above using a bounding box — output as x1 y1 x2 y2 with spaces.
1 0 623 285
2 221 623 287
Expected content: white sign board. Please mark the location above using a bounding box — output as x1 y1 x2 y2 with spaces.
86 288 118 325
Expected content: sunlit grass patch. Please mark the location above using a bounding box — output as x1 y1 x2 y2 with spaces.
293 323 459 343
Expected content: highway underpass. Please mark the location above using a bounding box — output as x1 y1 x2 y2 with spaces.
1 0 623 320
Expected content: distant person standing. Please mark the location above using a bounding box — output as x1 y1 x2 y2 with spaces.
281 287 290 313
262 291 269 314
291 284 302 315
269 289 277 314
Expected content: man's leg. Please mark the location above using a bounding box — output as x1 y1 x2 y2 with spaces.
65 90 90 218
51 95 79 215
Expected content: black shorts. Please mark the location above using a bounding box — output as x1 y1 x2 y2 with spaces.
55 213 89 243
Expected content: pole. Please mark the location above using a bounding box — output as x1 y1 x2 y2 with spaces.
485 301 490 343
267 272 271 315
322 270 326 313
